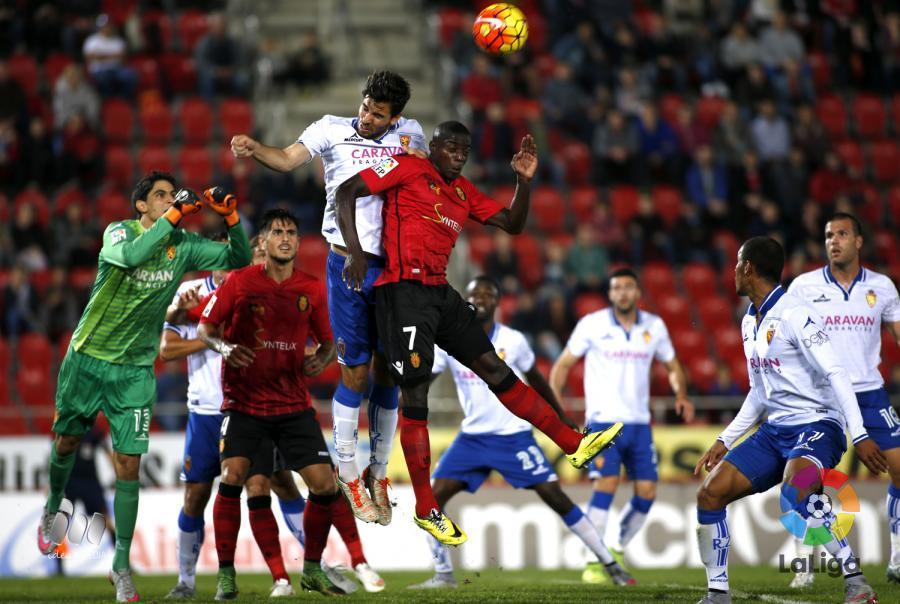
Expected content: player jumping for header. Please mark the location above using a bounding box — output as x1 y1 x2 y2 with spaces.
334 122 622 545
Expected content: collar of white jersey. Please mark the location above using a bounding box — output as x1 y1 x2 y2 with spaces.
747 284 785 319
822 265 865 300
351 118 397 144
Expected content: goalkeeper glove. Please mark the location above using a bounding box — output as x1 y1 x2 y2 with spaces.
203 186 240 227
164 188 203 226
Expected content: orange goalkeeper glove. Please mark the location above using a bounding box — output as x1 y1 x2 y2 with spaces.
203 186 240 227
164 188 203 226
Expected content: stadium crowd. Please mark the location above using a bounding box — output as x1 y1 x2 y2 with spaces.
1 1 900 432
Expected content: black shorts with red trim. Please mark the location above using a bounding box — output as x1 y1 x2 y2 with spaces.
374 280 494 384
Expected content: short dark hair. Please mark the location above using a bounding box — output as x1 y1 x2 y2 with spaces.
826 212 863 237
258 208 300 234
433 120 471 142
740 236 784 283
131 170 176 212
467 275 502 297
608 267 640 285
362 70 411 116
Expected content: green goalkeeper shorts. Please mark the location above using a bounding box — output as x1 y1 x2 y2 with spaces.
53 347 156 454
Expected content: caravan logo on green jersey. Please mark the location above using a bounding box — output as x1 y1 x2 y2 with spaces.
130 268 175 289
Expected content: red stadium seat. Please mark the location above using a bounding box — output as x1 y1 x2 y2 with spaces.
297 238 329 278
650 362 672 396
869 141 900 182
570 186 598 222
883 331 900 368
659 94 684 126
807 51 831 92
139 104 174 145
129 55 161 91
513 233 543 289
436 8 467 47
657 296 693 332
610 185 640 223
642 263 677 300
468 231 494 266
888 186 900 226
97 189 131 225
18 366 53 406
0 416 28 435
652 185 683 226
873 229 895 264
159 52 196 93
697 297 735 332
530 186 565 233
7 53 39 96
103 145 134 188
141 10 174 51
13 188 50 225
560 140 591 186
176 10 209 52
54 187 88 215
891 95 900 132
0 337 8 373
682 263 717 300
573 293 606 319
815 96 848 139
729 357 749 391
102 99 134 144
69 268 97 291
671 328 708 364
695 96 726 129
103 0 138 25
29 269 54 296
44 53 74 88
18 333 53 370
713 328 744 364
688 357 718 394
854 184 883 225
177 146 213 190
853 95 886 139
713 231 740 267
834 140 864 174
219 98 254 139
179 97 213 144
138 145 174 175
491 185 516 204
566 360 585 397
497 294 517 323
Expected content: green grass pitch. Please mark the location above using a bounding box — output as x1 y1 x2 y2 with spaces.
1 566 898 602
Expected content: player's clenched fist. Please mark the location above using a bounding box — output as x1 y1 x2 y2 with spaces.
230 134 258 158
164 188 203 226
203 186 240 227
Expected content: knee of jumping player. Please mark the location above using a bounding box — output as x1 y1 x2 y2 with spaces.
304 465 339 497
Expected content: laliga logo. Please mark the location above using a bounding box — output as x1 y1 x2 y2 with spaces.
779 467 859 545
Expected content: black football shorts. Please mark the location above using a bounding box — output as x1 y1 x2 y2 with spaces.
375 280 494 384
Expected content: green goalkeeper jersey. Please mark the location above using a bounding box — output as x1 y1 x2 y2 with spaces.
71 216 251 366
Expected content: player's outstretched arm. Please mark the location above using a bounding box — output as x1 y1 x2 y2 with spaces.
187 189 252 271
485 135 537 234
526 364 579 430
334 173 373 290
231 135 312 173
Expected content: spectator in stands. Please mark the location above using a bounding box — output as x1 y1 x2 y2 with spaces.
541 62 591 140
720 21 761 85
748 198 787 242
640 13 687 93
791 103 828 167
0 117 21 188
709 361 742 396
671 200 715 265
627 193 671 265
0 60 27 129
39 267 79 342
9 201 48 271
673 104 710 159
614 67 650 116
485 230 520 294
471 102 515 182
535 290 574 359
591 108 639 184
750 99 790 162
59 113 102 186
51 200 99 268
30 3 64 61
636 102 679 183
733 63 776 115
845 19 880 90
552 20 611 92
22 116 56 187
82 14 137 99
271 32 330 89
664 0 705 37
53 65 100 131
758 11 814 105
460 54 503 123
713 100 752 166
566 224 608 292
542 239 570 291
2 264 40 337
591 202 625 255
878 12 900 94
195 13 248 99
812 150 857 198
772 147 808 222
685 144 728 209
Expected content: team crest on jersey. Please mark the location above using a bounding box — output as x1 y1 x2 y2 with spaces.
497 349 506 360
219 439 224 453
766 325 776 344
166 245 176 261
249 302 265 316
427 178 441 196
184 455 192 473
337 337 346 359
399 134 411 147
410 351 421 368
643 330 651 344
455 185 466 201
297 295 309 312
866 289 877 308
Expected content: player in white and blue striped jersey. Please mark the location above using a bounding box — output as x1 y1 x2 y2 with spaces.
787 212 900 587
693 236 887 604
408 277 633 590
230 71 427 523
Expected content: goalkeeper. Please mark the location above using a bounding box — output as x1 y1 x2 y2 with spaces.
36 171 251 603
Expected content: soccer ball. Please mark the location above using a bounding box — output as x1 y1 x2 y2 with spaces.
805 493 832 519
472 3 528 55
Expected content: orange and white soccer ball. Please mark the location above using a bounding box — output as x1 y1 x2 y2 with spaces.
473 3 528 55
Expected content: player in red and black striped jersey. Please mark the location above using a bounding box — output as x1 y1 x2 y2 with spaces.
334 122 624 545
197 208 347 598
